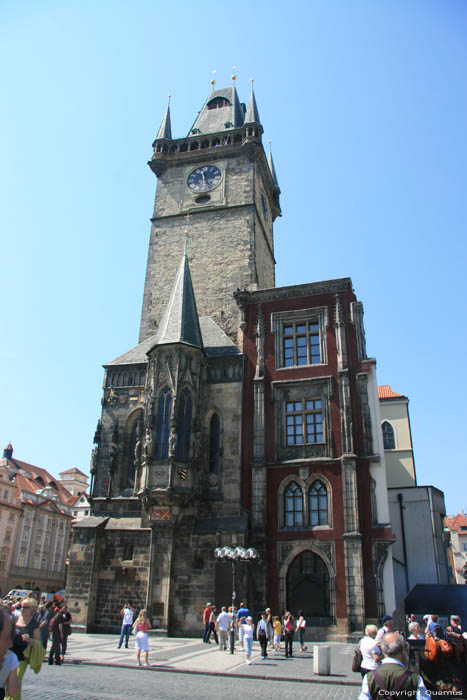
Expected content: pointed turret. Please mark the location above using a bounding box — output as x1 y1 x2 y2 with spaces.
244 85 261 125
152 251 203 350
156 98 172 140
268 148 279 189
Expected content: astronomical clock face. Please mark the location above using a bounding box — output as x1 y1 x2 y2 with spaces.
187 165 222 192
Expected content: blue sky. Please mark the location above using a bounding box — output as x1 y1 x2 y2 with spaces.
1 0 466 514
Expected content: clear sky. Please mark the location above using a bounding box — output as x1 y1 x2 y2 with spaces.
1 0 466 514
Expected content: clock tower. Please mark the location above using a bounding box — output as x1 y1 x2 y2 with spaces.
139 82 281 343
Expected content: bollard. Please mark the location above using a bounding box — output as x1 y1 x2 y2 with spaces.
313 645 331 675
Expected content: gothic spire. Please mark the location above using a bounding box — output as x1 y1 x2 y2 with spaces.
244 82 261 124
268 141 279 188
156 96 172 140
154 251 203 350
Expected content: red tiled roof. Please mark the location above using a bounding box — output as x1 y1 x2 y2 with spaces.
59 467 88 478
378 385 405 399
445 514 467 532
7 458 73 506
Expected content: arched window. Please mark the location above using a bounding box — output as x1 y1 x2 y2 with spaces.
309 480 328 526
382 421 395 450
284 482 303 527
175 389 192 461
155 387 172 459
209 413 221 474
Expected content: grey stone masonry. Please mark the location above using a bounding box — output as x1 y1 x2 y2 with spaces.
140 133 279 343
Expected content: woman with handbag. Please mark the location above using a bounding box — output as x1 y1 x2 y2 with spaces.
358 624 381 677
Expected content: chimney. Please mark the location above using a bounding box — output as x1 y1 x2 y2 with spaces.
3 443 13 459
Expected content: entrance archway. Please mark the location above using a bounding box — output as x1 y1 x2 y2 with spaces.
286 550 331 621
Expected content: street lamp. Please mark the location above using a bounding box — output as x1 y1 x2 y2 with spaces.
214 545 258 654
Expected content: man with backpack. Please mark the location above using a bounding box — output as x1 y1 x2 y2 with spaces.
359 632 429 699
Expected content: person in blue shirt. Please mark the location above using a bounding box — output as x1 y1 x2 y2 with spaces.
236 602 250 650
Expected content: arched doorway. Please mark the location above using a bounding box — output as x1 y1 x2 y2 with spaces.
286 550 332 623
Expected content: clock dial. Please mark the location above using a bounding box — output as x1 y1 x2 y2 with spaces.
187 165 222 192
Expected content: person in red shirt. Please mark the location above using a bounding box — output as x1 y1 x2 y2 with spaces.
202 602 212 643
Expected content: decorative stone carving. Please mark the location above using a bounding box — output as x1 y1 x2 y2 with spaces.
93 420 102 446
90 447 98 475
338 374 353 454
350 301 367 361
334 295 348 370
357 373 373 456
255 303 265 379
142 428 153 467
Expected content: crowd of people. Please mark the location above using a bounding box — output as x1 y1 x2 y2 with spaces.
0 593 72 698
357 613 467 699
201 602 308 664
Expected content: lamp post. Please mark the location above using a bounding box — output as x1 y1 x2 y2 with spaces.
214 546 258 654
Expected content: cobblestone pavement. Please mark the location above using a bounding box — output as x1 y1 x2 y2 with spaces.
22 665 361 700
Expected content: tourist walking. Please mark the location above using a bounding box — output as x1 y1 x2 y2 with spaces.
236 602 250 650
132 609 151 667
202 602 211 643
375 615 393 644
60 604 72 660
265 607 274 649
273 616 282 651
11 597 43 699
296 610 307 652
38 601 53 651
118 602 135 649
216 607 231 650
48 605 64 665
283 611 295 658
207 606 218 644
243 616 255 665
256 612 270 659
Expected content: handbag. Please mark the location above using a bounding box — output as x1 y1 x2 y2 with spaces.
352 646 363 672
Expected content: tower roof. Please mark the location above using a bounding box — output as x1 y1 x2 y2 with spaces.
151 251 203 350
156 100 172 140
188 86 245 136
244 86 261 124
268 149 279 189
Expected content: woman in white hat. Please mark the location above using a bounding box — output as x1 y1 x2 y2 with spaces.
243 616 255 665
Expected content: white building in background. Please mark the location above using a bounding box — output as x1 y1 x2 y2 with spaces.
58 467 89 496
378 386 450 607
444 513 467 584
70 492 91 519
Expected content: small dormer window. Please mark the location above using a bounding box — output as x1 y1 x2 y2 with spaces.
207 97 231 110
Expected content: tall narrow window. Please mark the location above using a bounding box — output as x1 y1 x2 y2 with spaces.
176 389 192 461
155 387 172 459
382 422 395 450
209 413 221 474
309 480 328 526
284 482 303 527
283 321 321 367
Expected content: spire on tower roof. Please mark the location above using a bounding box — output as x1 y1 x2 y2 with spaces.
156 96 172 140
244 81 261 124
268 141 279 188
152 250 203 350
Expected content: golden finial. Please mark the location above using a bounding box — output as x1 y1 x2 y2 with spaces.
211 69 216 91
184 212 191 254
232 65 237 83
250 78 254 85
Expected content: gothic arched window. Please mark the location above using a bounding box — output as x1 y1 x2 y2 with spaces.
382 421 395 450
209 413 221 474
155 387 172 459
284 482 303 527
309 480 328 526
175 389 192 461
